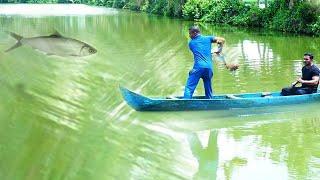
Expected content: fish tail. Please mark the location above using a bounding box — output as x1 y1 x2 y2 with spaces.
5 31 23 52
7 31 23 41
5 42 22 52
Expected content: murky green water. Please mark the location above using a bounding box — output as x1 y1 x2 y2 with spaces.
0 4 320 180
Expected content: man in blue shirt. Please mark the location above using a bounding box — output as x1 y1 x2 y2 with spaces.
184 25 225 99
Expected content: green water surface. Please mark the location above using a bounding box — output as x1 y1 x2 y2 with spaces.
0 5 320 180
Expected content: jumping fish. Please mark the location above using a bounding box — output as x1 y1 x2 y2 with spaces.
5 31 97 57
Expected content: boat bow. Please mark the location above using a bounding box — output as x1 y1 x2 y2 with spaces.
119 86 153 111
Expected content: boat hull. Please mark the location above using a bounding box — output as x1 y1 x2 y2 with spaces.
120 86 320 111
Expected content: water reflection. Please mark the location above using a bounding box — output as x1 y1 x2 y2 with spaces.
218 105 320 180
240 40 275 71
188 130 219 179
138 103 320 179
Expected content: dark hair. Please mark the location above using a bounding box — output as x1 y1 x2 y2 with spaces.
189 25 200 34
304 52 314 60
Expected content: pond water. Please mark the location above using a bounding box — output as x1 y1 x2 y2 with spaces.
0 4 320 180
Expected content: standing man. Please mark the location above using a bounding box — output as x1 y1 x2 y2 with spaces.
281 53 320 96
184 25 225 99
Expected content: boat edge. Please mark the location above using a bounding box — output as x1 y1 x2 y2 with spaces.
119 86 152 111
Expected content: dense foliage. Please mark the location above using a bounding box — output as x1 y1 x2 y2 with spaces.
1 0 320 35
183 0 320 34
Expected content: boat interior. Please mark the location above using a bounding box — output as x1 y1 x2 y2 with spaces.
164 92 282 100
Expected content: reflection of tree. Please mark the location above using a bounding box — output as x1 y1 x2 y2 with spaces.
226 110 320 180
223 157 247 180
187 130 219 180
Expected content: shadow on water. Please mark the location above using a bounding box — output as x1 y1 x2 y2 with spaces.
133 102 320 131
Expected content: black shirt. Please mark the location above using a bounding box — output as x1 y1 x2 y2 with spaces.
302 64 320 91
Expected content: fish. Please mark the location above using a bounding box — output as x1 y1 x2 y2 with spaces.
5 31 97 57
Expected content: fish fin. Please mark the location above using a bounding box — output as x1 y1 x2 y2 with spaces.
49 30 63 38
6 31 23 41
5 41 22 52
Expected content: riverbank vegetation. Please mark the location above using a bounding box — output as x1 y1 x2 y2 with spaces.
183 0 320 35
1 0 320 35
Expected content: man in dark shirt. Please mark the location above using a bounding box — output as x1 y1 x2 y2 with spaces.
281 53 320 96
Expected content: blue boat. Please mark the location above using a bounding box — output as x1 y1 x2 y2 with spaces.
120 86 320 111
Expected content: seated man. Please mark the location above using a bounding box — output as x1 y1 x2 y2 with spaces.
281 53 320 96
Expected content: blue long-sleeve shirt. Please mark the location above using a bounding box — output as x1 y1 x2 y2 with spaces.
188 34 215 69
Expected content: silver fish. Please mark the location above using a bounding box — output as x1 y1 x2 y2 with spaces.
5 31 97 57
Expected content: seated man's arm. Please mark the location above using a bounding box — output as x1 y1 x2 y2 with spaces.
298 76 319 85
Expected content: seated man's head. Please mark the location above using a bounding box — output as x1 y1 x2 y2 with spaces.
189 25 200 39
304 53 314 66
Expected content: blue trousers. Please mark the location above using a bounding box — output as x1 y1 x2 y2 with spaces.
281 86 314 96
184 68 213 99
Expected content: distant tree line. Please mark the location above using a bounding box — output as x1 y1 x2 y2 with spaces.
0 0 320 35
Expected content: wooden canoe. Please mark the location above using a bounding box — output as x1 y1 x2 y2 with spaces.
120 86 320 111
